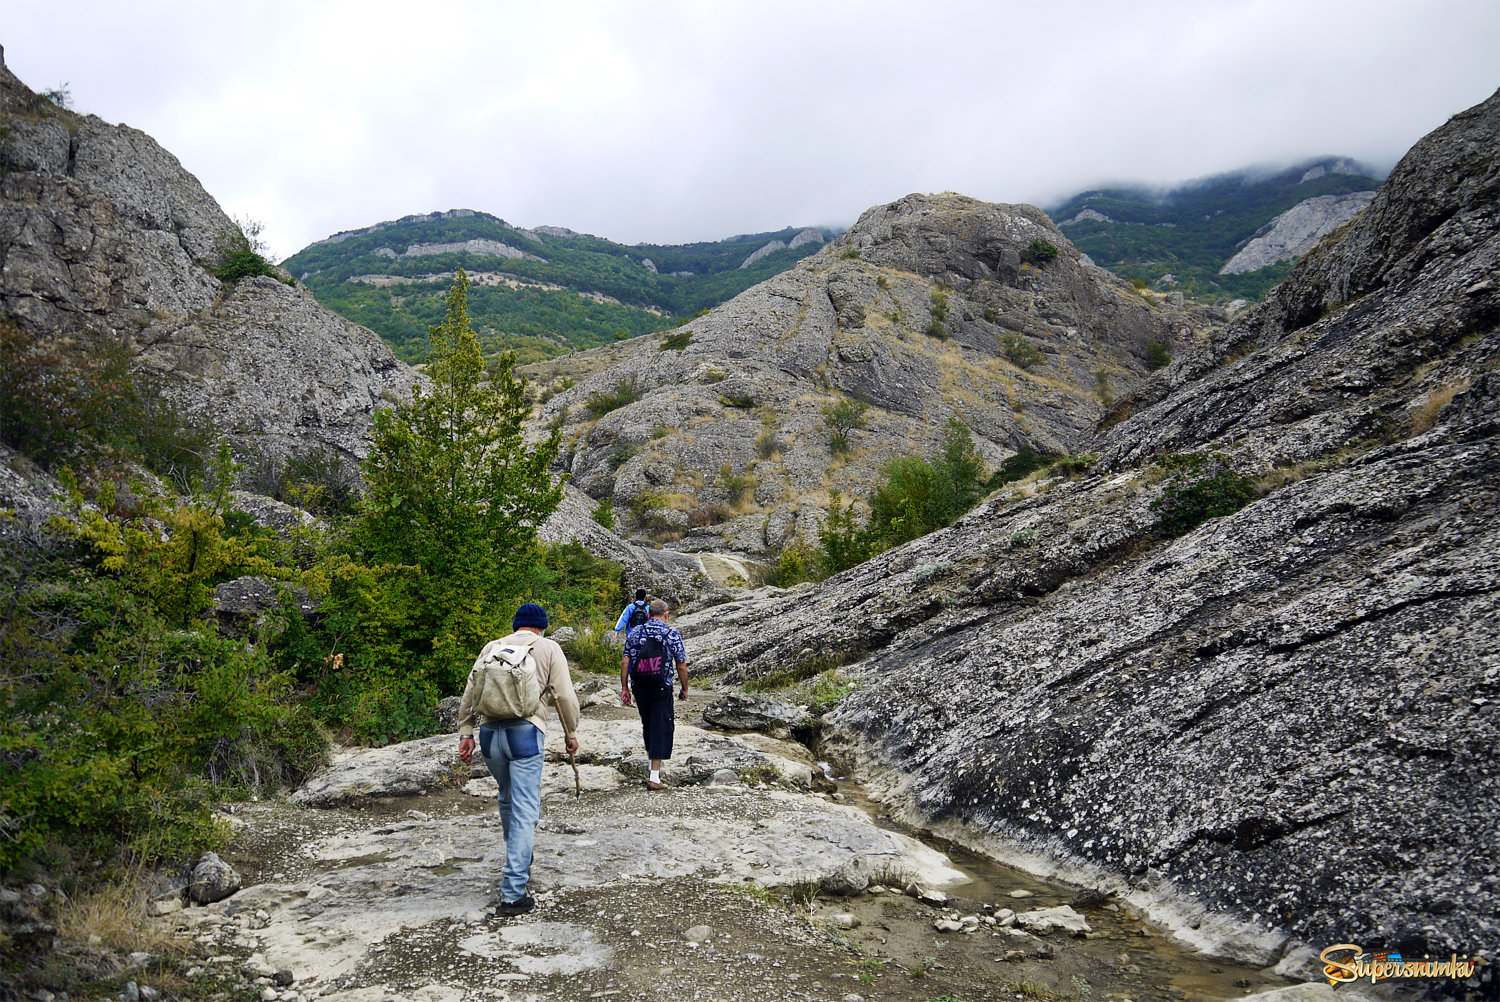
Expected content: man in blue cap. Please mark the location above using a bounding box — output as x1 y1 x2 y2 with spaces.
457 603 581 916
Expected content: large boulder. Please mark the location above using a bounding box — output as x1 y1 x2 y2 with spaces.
187 852 241 904
701 693 812 736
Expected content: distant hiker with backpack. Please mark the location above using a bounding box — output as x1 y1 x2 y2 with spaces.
620 599 688 791
457 602 580 916
612 588 652 642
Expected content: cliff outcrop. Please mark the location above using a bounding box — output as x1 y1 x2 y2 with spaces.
1218 191 1374 274
526 194 1210 555
0 55 417 464
678 90 1500 973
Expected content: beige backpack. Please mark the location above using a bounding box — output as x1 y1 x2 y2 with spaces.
472 635 543 721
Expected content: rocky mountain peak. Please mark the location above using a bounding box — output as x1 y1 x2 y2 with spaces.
838 192 1059 287
0 61 418 465
523 191 1209 554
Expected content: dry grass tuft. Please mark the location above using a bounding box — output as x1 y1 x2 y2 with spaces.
1410 379 1467 434
58 870 187 957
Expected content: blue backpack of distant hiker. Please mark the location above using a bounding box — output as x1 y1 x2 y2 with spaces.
625 600 650 631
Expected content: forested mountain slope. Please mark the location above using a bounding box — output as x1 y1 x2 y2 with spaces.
1052 156 1383 304
283 211 834 364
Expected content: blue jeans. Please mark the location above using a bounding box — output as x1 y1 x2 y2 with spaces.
478 721 545 902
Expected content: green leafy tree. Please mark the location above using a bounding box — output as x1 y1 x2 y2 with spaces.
818 489 875 576
352 268 563 692
821 396 869 457
867 419 985 547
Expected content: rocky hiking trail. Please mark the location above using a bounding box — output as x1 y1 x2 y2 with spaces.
144 687 1327 1002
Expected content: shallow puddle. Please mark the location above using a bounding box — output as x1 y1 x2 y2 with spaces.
832 781 1293 1000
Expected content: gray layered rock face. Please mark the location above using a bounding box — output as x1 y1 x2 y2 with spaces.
1218 191 1375 275
526 193 1206 556
537 484 727 610
678 91 1500 969
0 63 417 467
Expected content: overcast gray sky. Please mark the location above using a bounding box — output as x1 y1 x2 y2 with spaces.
5 0 1497 260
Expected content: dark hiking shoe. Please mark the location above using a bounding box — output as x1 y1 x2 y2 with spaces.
498 894 535 916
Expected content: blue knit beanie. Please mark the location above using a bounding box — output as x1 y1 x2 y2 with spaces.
513 602 548 630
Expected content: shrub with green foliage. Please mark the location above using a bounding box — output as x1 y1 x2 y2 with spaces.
209 220 286 285
769 539 818 586
1050 454 1097 478
817 420 989 574
659 330 693 352
1146 340 1172 370
246 444 361 520
1001 334 1046 370
1027 238 1059 264
818 490 876 576
987 446 1058 488
0 455 327 871
592 498 616 529
1150 452 1261 538
585 376 643 417
556 615 622 676
926 291 949 337
718 392 756 409
866 419 986 548
609 443 637 470
0 325 215 484
351 268 563 695
821 397 869 457
720 463 755 505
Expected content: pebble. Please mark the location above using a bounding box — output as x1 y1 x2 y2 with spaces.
1009 888 1035 898
140 989 158 1002
829 913 860 929
933 918 963 932
122 984 139 1002
917 889 948 906
685 925 713 943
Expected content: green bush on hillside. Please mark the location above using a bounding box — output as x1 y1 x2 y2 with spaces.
1026 238 1059 264
1150 452 1261 538
585 376 643 417
1146 340 1172 370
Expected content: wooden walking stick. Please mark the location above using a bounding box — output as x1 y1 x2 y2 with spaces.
542 684 581 798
